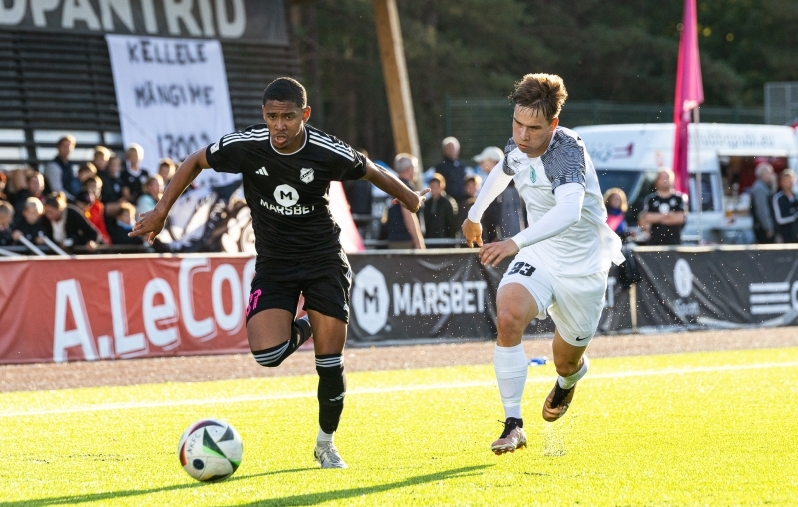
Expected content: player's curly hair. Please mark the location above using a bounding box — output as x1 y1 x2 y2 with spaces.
510 73 568 123
262 77 307 108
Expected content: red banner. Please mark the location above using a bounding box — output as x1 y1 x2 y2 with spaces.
0 255 257 364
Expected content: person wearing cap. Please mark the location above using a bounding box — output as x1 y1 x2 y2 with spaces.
473 146 526 243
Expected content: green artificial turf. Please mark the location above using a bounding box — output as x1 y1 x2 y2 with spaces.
0 347 796 506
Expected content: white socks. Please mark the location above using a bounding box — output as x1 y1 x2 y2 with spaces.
557 355 589 389
317 428 334 444
494 344 528 420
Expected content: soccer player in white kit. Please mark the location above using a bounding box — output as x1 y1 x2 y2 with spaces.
462 73 624 455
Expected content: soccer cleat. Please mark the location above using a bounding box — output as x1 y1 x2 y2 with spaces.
314 442 348 469
542 382 576 422
490 418 527 455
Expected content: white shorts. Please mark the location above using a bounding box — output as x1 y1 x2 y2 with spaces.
498 251 608 346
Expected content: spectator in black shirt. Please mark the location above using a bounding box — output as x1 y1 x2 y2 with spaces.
0 200 13 246
638 168 687 245
423 172 459 240
772 169 797 243
12 197 51 246
43 192 100 251
108 202 143 245
121 143 150 202
435 136 467 207
12 170 45 215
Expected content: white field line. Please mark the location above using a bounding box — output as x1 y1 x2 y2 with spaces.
1 361 797 418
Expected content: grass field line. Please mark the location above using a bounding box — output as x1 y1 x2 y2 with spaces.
1 359 797 418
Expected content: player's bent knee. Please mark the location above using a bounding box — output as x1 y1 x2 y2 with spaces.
496 308 526 338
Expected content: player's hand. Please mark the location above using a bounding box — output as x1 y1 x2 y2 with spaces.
462 218 483 248
130 208 168 244
393 188 430 213
479 239 519 267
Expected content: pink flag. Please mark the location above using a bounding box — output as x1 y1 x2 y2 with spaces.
672 0 704 194
329 181 365 252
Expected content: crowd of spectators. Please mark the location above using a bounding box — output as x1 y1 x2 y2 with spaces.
354 137 529 250
0 135 174 255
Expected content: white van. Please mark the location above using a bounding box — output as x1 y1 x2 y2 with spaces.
574 123 798 244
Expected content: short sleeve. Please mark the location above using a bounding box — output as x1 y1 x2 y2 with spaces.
329 141 368 181
205 133 245 174
542 134 586 192
642 193 654 213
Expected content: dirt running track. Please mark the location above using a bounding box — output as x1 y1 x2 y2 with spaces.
2 328 797 392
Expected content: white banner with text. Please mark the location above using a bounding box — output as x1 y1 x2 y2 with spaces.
106 34 238 186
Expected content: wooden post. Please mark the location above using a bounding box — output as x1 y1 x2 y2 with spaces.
372 0 421 165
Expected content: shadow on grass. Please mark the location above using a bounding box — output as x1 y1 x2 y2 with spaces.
0 467 314 507
3 465 492 506
234 465 492 506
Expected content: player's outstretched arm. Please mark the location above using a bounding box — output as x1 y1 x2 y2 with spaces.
362 159 429 212
129 147 211 244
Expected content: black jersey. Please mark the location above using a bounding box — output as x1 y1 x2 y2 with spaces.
205 123 367 262
642 191 686 245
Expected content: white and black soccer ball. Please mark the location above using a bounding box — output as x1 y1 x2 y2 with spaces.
177 419 243 482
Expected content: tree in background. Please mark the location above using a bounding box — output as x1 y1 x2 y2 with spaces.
290 0 798 165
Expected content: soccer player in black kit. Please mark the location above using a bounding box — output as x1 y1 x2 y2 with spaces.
131 77 429 469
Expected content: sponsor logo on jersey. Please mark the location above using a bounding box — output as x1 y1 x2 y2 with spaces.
300 167 315 183
256 167 268 176
274 184 299 207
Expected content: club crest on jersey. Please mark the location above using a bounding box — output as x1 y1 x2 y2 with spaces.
300 167 315 184
529 165 537 183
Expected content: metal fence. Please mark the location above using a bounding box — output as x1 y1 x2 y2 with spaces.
765 82 798 125
444 97 766 160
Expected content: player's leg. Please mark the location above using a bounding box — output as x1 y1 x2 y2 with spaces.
246 277 310 368
490 280 544 455
302 251 352 469
543 271 608 422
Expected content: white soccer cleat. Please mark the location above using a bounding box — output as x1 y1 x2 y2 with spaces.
314 442 348 469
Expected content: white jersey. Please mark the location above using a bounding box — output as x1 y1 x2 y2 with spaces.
498 127 623 277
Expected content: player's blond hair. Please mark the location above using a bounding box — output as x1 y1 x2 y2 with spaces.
511 73 568 123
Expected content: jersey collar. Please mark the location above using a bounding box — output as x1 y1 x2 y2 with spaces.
270 125 308 156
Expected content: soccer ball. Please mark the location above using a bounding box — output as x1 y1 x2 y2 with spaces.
177 419 243 482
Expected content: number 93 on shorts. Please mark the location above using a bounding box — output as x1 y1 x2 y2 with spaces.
498 252 608 347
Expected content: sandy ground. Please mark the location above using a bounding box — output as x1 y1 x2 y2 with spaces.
1 327 796 392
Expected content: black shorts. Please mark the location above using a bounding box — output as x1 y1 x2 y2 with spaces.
246 250 352 324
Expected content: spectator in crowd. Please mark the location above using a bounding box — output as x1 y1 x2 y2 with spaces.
136 175 163 215
435 137 467 207
604 187 631 240
750 163 776 244
43 135 80 200
107 202 143 246
472 146 526 243
100 155 127 220
638 168 687 245
0 171 7 202
43 192 99 251
423 172 459 240
92 146 111 174
385 153 426 249
157 158 176 187
772 169 797 243
0 200 13 246
77 162 97 184
121 143 150 202
75 189 110 244
12 170 45 214
458 174 481 225
12 197 51 246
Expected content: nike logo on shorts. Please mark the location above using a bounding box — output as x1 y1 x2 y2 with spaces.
574 335 590 341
